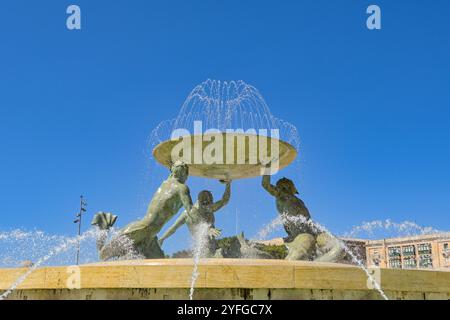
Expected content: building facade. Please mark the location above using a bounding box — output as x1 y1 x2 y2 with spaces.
365 233 450 270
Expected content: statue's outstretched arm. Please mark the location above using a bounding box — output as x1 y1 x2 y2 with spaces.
159 212 187 244
211 182 231 212
179 185 194 218
262 174 279 197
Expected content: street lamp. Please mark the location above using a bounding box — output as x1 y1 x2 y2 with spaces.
73 195 87 265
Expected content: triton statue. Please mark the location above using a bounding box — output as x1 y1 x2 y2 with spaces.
262 168 315 243
261 163 344 262
158 180 231 257
92 161 194 260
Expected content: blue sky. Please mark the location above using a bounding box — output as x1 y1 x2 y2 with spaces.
0 1 449 254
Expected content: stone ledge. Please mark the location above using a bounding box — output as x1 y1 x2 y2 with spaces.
1 259 449 300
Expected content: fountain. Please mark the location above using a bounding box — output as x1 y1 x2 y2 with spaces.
1 80 449 300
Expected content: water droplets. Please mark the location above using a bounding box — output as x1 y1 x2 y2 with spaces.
344 219 442 239
148 80 301 154
189 222 210 300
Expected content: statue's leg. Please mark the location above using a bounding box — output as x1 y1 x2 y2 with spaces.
282 215 315 243
98 245 110 261
282 221 297 243
314 232 345 263
99 243 116 261
98 234 134 261
285 233 316 261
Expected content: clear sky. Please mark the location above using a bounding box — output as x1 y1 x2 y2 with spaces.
0 1 449 255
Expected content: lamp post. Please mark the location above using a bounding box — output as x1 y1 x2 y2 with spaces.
73 195 87 265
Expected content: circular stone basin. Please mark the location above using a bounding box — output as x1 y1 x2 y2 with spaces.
153 133 297 180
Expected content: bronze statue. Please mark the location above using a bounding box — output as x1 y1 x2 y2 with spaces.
262 171 315 242
284 233 316 260
158 180 231 257
314 232 346 262
92 161 194 260
262 164 344 262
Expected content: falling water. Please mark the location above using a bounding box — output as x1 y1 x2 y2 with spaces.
280 214 389 300
0 227 142 269
252 216 284 241
101 226 145 261
0 228 100 300
253 216 444 244
175 80 274 131
0 227 143 300
0 229 45 241
148 79 301 153
189 223 210 300
344 219 442 239
0 229 97 268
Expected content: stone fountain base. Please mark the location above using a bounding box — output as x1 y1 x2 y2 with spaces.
1 259 449 300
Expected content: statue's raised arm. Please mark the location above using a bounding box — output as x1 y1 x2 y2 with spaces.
262 173 279 197
211 180 231 212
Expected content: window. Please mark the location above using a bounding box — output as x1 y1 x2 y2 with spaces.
388 246 401 257
418 243 432 254
419 255 433 268
388 246 402 269
389 259 402 269
402 245 416 256
403 258 417 269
